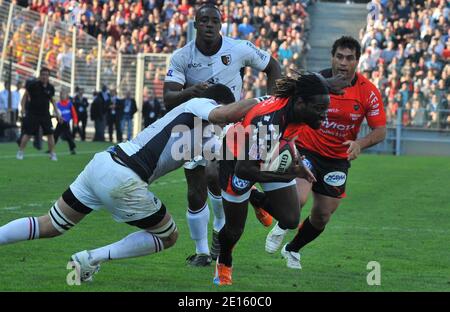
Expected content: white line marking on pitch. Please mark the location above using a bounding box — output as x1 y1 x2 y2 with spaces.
0 150 100 159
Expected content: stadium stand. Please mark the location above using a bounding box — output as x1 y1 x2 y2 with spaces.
359 0 449 129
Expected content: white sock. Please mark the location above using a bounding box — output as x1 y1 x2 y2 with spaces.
208 189 225 232
186 203 210 255
88 231 163 265
0 217 40 245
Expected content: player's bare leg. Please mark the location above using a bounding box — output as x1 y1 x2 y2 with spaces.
184 166 212 266
16 134 31 159
46 134 57 161
283 193 340 269
215 199 249 286
265 178 312 253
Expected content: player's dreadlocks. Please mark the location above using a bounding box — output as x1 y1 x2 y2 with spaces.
273 71 329 103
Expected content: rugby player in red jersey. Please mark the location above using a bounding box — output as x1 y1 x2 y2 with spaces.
250 36 387 269
214 73 336 285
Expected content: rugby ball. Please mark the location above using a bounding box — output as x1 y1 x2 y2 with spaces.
263 139 298 173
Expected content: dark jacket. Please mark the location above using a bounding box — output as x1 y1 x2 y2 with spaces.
90 92 111 120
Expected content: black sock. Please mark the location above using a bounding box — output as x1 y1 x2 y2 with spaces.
218 227 235 267
286 217 324 252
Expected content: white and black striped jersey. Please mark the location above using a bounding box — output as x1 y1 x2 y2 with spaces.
113 98 220 183
165 36 270 101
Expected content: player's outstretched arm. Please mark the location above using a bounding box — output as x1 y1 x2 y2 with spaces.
208 98 258 124
264 56 282 95
163 82 208 111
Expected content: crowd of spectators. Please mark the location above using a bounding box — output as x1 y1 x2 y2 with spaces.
359 0 449 129
6 0 449 133
19 0 313 100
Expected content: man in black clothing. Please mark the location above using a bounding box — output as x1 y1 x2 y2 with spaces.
106 89 123 143
16 67 61 161
120 90 137 141
16 79 43 150
72 86 89 141
90 85 109 142
142 90 162 128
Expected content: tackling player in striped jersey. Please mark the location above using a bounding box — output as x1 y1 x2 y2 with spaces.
0 84 261 282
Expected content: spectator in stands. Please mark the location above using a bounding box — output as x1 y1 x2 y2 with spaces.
120 90 137 141
438 93 450 129
106 88 123 143
410 99 426 127
54 89 77 154
90 86 108 142
381 40 398 64
72 86 89 141
0 81 21 124
426 94 440 128
142 89 162 128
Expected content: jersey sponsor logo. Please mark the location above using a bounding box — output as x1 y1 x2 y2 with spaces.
324 171 347 186
368 109 380 116
188 62 202 68
350 113 362 121
221 54 232 65
322 120 356 131
232 175 251 190
166 69 173 77
372 103 379 109
328 108 340 113
369 90 379 106
302 158 313 170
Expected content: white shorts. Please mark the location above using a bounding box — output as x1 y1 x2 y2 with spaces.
221 180 297 203
69 151 162 223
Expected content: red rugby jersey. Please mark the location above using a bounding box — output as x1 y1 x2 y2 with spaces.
225 97 290 159
284 71 386 159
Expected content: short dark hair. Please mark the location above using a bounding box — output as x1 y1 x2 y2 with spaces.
273 73 329 103
200 84 235 104
40 67 50 74
331 36 361 60
195 3 221 21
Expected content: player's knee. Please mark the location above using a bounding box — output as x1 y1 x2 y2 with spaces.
219 225 244 245
310 213 330 229
151 216 178 249
205 167 221 195
187 185 207 210
38 215 63 238
299 194 308 208
278 212 300 230
161 229 179 249
45 202 77 237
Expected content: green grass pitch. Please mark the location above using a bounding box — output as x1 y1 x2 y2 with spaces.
0 141 449 291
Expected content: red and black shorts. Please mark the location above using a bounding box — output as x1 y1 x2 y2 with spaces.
298 148 350 198
219 159 254 200
219 159 297 203
23 114 54 135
